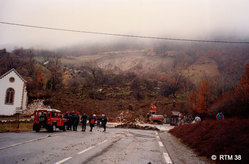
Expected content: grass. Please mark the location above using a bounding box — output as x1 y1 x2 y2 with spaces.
116 88 132 96
0 116 16 121
0 122 33 133
0 116 31 121
169 118 249 163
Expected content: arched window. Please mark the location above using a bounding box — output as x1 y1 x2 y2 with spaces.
5 88 15 105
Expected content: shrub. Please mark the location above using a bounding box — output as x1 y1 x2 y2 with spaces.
169 118 249 163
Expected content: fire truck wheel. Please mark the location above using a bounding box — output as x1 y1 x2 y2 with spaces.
33 124 40 132
36 127 40 132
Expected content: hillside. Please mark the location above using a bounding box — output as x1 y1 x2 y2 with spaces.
53 43 249 85
0 43 248 120
183 57 219 84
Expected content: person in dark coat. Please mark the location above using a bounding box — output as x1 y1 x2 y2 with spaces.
39 111 47 126
71 111 76 131
89 114 96 132
97 116 101 128
63 112 69 119
63 112 69 130
81 113 87 132
68 112 72 130
68 111 75 130
101 114 107 132
74 112 80 131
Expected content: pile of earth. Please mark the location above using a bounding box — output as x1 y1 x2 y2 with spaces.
169 118 249 163
115 122 159 131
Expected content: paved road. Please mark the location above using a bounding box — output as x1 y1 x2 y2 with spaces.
0 125 208 164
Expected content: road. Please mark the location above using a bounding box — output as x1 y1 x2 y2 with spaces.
0 124 208 164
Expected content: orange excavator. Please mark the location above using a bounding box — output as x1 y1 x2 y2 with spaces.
147 104 164 124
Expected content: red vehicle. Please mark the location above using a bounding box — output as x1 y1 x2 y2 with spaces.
146 104 164 124
147 110 164 124
33 108 68 132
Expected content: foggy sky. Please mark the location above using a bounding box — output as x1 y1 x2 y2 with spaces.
0 0 249 50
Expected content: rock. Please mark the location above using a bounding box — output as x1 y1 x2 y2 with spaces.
22 99 47 116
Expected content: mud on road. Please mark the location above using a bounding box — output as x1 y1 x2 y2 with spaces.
0 124 208 164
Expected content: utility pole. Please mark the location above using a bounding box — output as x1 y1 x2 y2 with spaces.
16 107 22 129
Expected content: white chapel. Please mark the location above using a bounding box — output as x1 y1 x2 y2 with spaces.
0 68 28 115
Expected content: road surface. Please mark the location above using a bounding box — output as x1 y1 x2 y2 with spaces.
0 124 208 164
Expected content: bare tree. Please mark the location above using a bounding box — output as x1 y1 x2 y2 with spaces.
160 72 185 98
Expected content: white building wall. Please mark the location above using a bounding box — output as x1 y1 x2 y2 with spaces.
0 71 25 115
22 87 28 110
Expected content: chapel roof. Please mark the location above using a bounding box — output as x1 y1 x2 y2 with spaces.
0 68 27 83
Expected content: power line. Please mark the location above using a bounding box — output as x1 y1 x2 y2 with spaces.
0 21 249 44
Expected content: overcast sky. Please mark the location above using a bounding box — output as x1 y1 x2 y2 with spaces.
0 0 249 50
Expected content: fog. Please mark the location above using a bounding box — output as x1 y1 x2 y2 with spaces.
0 0 249 50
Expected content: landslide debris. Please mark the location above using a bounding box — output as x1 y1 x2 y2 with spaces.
115 123 159 131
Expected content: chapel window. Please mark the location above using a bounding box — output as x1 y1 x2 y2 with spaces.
5 88 15 105
9 77 15 83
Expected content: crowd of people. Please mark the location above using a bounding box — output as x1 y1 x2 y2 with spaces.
63 111 107 132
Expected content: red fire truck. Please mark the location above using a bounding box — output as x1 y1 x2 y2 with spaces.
33 108 67 132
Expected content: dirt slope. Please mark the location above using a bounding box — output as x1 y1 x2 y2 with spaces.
169 119 249 163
